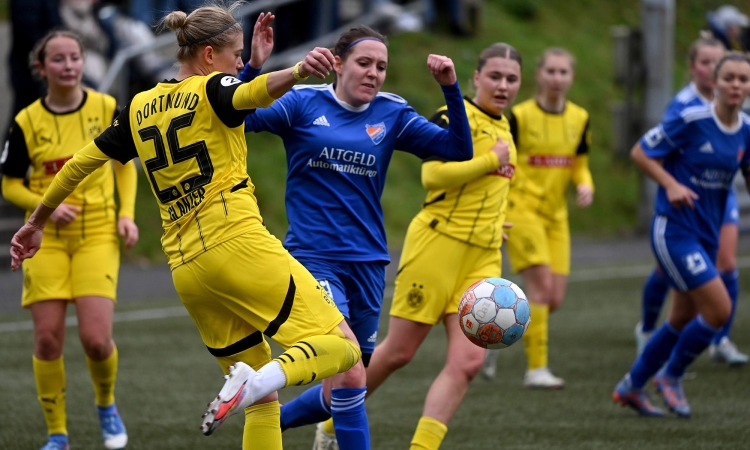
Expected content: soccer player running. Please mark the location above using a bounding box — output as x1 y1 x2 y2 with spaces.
242 25 473 450
482 48 593 388
1 31 138 450
614 52 750 417
634 37 748 365
10 7 364 450
357 42 521 450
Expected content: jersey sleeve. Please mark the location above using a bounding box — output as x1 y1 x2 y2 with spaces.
245 89 298 136
576 119 591 155
639 115 690 159
1 121 32 178
94 104 139 164
206 73 275 128
741 129 750 177
395 83 473 161
42 142 112 209
507 111 519 148
422 110 449 162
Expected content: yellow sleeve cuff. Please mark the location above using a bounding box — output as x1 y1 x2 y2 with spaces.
232 73 275 110
42 141 111 209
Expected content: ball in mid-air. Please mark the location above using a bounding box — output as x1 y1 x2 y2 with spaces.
458 278 530 349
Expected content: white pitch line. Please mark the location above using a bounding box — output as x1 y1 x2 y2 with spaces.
0 306 188 333
3 255 750 334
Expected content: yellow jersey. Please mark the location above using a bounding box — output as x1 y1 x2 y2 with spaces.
506 99 593 222
92 72 275 269
1 91 121 236
417 98 517 249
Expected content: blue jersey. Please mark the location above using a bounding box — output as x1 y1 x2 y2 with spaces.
640 104 750 247
245 83 472 262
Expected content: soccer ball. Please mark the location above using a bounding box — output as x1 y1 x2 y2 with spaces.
458 278 530 349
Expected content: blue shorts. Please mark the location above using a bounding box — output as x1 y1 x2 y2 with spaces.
723 188 739 226
651 215 718 292
294 256 386 355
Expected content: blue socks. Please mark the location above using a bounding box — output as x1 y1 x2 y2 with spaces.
279 384 331 431
331 387 370 450
713 269 739 344
665 315 720 379
630 322 680 388
641 269 670 332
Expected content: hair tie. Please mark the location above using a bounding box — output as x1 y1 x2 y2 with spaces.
179 21 239 47
340 37 383 56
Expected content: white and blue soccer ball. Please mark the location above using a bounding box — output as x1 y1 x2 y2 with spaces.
458 278 530 349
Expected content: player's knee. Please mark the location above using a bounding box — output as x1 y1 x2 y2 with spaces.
454 355 484 383
385 343 417 370
35 331 64 359
338 359 367 388
80 334 113 360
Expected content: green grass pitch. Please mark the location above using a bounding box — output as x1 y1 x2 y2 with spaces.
1 272 749 449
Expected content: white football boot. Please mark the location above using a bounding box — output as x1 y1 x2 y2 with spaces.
480 349 501 380
709 337 749 367
312 422 339 450
201 362 259 435
634 322 653 357
523 367 565 389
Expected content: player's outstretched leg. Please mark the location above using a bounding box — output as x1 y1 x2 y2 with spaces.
709 269 748 366
636 268 669 355
201 326 360 436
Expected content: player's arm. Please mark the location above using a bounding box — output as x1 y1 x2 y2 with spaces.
112 160 137 220
632 118 698 209
395 86 473 162
572 118 594 207
420 112 501 190
0 122 42 212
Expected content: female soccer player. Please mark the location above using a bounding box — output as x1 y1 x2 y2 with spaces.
359 42 521 450
10 7 364 450
614 52 750 417
0 31 138 450
242 25 473 450
634 37 747 365
482 48 593 389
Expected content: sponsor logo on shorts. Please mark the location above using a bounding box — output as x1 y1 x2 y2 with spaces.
683 252 707 276
367 331 377 343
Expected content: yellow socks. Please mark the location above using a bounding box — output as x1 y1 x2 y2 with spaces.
409 416 448 450
523 302 550 371
242 401 282 450
275 328 361 387
33 356 67 436
322 417 335 434
86 345 118 407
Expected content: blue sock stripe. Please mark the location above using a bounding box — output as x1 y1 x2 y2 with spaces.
319 385 331 413
331 392 367 410
330 386 370 450
331 398 366 412
696 315 721 333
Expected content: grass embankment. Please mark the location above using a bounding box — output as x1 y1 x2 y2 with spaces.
129 0 743 261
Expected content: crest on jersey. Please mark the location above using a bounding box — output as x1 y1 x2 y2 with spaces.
366 123 386 145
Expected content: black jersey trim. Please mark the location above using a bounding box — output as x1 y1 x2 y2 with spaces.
422 192 446 208
231 177 249 192
40 90 89 116
576 119 591 155
205 331 263 357
467 190 488 243
1 121 32 178
195 214 207 252
446 185 465 223
264 275 296 338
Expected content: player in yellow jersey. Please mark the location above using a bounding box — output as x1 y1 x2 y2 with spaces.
354 43 521 450
483 47 594 389
0 31 138 450
10 6 361 450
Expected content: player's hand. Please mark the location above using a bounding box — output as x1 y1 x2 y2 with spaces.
249 12 275 70
49 203 81 226
502 222 513 242
10 222 43 271
666 182 699 209
299 47 335 79
427 54 457 86
118 216 139 249
491 138 510 167
576 184 594 208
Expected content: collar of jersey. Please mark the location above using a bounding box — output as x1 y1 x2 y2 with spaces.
41 90 88 116
711 103 743 134
464 96 504 121
534 99 567 115
327 84 371 112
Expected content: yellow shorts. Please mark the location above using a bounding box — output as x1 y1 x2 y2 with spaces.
390 217 502 325
171 225 344 370
22 232 120 307
505 208 570 275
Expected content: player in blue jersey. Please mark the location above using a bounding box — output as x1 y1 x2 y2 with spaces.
635 37 748 366
242 25 472 449
614 52 750 417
